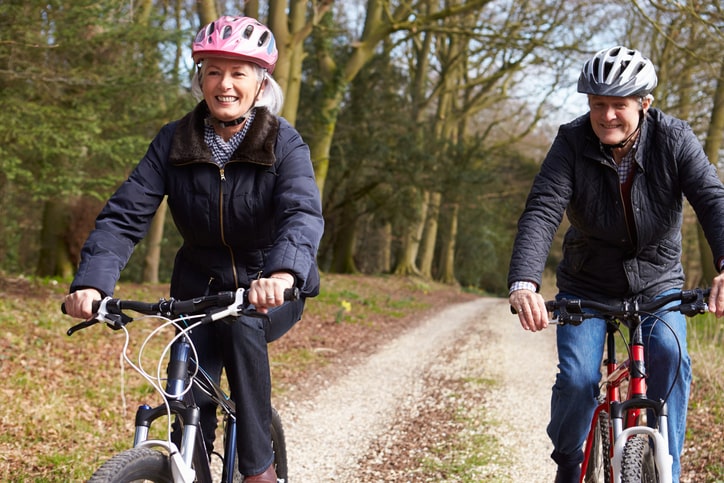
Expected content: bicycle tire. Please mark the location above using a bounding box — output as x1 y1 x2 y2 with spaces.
584 410 611 483
271 407 288 481
621 435 658 483
231 407 289 483
88 447 172 483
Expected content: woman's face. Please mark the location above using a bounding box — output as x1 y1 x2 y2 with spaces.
200 57 263 122
588 94 650 146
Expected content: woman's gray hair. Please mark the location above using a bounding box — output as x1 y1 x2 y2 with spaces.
191 62 284 115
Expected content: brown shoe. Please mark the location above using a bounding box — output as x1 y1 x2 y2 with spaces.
243 464 277 483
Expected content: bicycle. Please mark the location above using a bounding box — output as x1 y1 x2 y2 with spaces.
543 288 709 483
63 287 297 483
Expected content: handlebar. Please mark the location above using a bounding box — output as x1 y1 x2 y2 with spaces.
63 287 300 336
545 288 710 326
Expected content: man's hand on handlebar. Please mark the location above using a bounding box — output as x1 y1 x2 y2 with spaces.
707 271 724 317
509 289 549 332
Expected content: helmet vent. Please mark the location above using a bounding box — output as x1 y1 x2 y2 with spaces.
258 31 269 47
243 25 254 39
221 25 233 40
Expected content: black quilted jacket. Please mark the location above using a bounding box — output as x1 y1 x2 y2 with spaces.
71 103 323 300
508 108 724 302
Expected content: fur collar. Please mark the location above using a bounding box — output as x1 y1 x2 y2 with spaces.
169 101 279 167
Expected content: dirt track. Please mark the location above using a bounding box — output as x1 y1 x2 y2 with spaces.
280 297 559 482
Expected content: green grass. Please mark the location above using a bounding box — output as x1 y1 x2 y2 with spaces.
686 312 724 481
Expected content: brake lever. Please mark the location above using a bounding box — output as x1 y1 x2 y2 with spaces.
65 297 132 335
67 319 100 336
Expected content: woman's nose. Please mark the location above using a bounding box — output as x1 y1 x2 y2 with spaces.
219 73 233 89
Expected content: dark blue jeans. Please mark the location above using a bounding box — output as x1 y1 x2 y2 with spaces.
181 298 305 476
548 290 690 482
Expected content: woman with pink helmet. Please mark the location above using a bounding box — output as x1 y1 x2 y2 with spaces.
64 15 323 483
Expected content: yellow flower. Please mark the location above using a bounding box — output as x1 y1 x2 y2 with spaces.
341 300 352 313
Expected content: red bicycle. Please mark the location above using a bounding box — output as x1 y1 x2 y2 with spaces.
544 288 709 483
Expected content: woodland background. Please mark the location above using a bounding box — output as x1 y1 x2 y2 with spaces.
1 0 723 294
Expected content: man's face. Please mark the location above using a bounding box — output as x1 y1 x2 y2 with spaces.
588 95 650 146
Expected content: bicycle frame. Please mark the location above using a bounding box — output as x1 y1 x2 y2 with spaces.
130 335 239 483
580 316 672 483
65 288 295 483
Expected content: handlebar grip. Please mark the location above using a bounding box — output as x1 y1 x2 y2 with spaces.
284 287 300 301
60 299 103 315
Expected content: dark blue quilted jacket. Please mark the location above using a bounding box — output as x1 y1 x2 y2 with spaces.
508 108 724 302
71 103 323 300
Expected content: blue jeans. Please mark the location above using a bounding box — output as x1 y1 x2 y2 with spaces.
547 290 691 482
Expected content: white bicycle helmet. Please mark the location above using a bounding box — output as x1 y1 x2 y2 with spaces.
577 46 657 97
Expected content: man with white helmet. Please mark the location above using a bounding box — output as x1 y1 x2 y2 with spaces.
507 46 724 482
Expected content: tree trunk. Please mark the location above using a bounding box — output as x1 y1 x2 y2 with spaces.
196 0 217 25
380 221 392 273
36 199 74 278
438 202 459 285
330 217 359 274
393 188 424 276
697 62 724 282
419 192 441 278
142 197 167 283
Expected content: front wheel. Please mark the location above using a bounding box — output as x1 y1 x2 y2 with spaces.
584 410 611 483
620 436 659 483
88 447 172 483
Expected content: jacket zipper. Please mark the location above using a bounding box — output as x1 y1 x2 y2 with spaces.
218 167 239 288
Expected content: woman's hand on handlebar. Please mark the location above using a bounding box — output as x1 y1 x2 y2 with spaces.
509 289 549 332
707 272 724 317
249 272 295 314
63 288 103 320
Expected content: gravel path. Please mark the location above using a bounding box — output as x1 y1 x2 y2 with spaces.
282 297 559 482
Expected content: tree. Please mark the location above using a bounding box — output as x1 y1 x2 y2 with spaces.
629 0 724 285
0 0 192 277
306 0 493 198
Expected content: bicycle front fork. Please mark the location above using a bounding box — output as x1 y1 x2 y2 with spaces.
132 401 202 466
610 398 671 483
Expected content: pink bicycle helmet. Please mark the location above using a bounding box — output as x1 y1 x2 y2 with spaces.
192 16 278 73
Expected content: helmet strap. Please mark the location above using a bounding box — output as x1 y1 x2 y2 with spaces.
215 116 246 128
